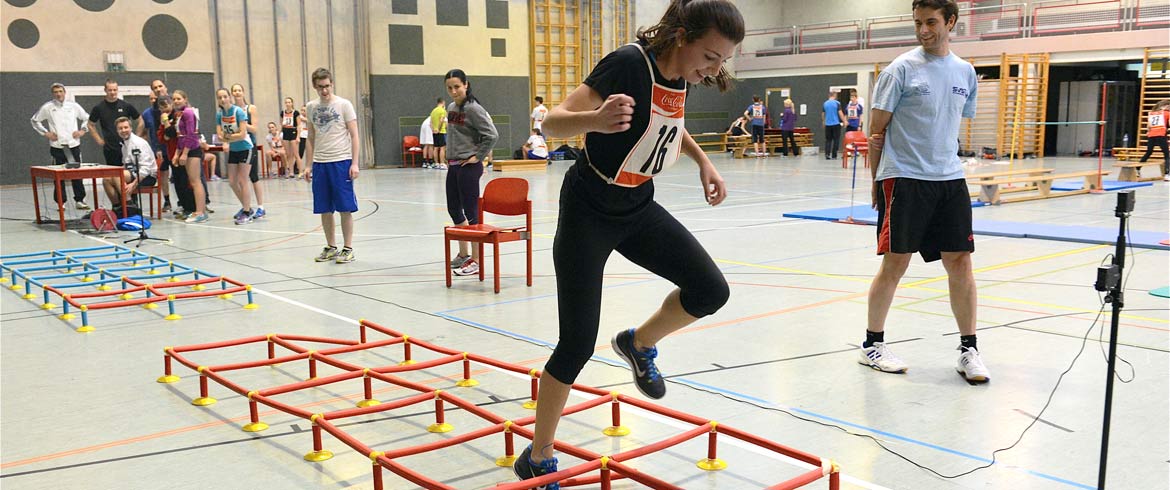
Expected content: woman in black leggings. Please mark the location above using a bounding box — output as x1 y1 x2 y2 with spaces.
443 69 499 276
511 0 743 486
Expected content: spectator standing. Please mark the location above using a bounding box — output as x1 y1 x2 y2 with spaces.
846 91 864 132
531 96 548 130
140 79 172 212
30 82 91 209
88 79 141 166
430 98 449 170
744 95 767 157
305 67 362 264
779 98 799 157
822 91 846 160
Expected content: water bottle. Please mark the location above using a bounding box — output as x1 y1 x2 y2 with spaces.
1123 133 1129 148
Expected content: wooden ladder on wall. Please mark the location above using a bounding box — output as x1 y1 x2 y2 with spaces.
1136 47 1170 150
998 53 1050 162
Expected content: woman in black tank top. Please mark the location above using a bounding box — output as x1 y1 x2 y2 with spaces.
511 0 745 486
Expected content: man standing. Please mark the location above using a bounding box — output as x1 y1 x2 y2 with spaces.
103 117 157 208
822 91 846 160
430 97 448 170
530 96 547 131
30 83 91 209
305 68 361 264
140 79 172 212
88 79 141 166
744 95 767 157
860 0 988 383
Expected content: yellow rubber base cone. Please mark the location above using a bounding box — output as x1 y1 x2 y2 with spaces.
398 360 417 366
21 293 35 300
495 455 517 467
356 399 381 408
602 426 630 437
242 422 269 432
96 285 112 291
217 293 233 300
59 313 76 320
303 450 333 462
164 314 182 321
143 303 158 310
243 303 259 310
522 400 538 410
696 458 727 471
41 303 56 310
191 396 217 406
157 375 180 384
427 423 454 433
455 379 479 388
76 325 94 333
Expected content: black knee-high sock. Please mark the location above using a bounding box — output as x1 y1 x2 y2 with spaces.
863 330 884 348
960 335 977 351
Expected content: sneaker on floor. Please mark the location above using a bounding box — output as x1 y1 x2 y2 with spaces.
315 246 339 262
435 164 448 170
234 212 253 225
453 258 479 276
174 212 188 220
233 208 247 220
335 247 355 263
513 444 560 490
858 342 909 373
956 347 990 383
162 203 172 213
75 199 90 210
252 207 267 219
1163 175 1170 182
450 253 471 269
611 328 666 399
185 213 209 224
206 206 215 213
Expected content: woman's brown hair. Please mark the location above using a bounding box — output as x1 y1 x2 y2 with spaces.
636 0 745 92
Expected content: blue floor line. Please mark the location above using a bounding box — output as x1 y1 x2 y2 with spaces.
439 312 1093 490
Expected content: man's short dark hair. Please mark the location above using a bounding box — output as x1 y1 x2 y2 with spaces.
115 116 131 126
912 0 959 26
535 96 543 104
311 67 332 86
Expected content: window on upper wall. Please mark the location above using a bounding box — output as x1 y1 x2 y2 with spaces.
436 0 469 26
491 38 506 57
392 0 417 14
486 0 508 29
389 24 424 65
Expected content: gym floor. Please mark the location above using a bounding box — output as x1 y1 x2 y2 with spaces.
1 152 1166 489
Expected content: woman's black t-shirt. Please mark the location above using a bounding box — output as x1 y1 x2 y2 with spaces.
570 41 687 215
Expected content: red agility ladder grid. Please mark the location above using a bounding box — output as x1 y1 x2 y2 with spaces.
161 319 840 489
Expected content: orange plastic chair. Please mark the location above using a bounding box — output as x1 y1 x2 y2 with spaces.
134 158 163 219
444 178 532 294
402 135 423 167
842 130 869 169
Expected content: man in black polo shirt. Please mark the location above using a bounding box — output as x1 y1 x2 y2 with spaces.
87 79 141 166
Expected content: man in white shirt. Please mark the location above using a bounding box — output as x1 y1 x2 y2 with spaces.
31 83 91 209
530 96 548 130
103 117 158 208
305 67 361 264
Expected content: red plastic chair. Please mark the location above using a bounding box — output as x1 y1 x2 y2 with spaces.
444 178 532 294
134 157 163 219
842 130 869 169
402 136 423 167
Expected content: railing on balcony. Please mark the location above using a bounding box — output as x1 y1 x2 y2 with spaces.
1032 0 1122 36
737 0 1150 60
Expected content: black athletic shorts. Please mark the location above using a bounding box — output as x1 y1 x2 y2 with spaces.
433 133 447 148
750 125 765 143
875 177 974 262
227 149 252 164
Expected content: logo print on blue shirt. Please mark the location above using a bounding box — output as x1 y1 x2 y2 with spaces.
952 87 969 97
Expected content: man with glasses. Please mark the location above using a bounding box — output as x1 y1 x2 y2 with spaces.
304 68 361 264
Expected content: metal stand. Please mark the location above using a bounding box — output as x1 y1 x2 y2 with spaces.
123 148 170 248
1094 190 1133 490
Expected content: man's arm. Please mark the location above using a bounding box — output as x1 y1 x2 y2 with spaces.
347 118 360 179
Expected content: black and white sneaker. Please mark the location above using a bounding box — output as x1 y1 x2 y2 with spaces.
513 444 559 490
611 328 666 399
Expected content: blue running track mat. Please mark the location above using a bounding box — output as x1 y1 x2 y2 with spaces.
1050 180 1153 192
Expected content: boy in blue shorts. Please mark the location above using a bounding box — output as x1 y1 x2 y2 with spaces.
304 67 361 263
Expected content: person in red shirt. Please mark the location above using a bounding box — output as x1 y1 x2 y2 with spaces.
1138 99 1169 181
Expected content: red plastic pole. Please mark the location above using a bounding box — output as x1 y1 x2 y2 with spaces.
249 400 260 424
363 375 374 401
600 458 612 490
403 338 413 363
163 354 173 377
707 429 719 461
199 374 210 398
267 338 275 359
434 397 445 425
312 424 324 452
611 398 621 428
1097 83 1107 191
308 355 317 379
830 469 840 489
372 461 383 490
503 422 515 458
529 371 538 404
462 357 471 381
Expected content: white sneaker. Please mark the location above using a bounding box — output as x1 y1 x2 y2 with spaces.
75 199 90 210
956 347 990 383
858 342 909 373
453 258 479 276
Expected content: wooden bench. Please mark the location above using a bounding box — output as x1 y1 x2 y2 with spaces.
976 170 1107 205
693 132 736 153
731 132 813 158
1114 161 1166 182
965 168 1053 198
490 159 548 172
1113 146 1164 162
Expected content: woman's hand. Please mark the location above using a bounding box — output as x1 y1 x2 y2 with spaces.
594 94 635 133
699 161 727 206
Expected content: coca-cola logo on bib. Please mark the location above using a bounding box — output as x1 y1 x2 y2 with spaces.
656 91 685 114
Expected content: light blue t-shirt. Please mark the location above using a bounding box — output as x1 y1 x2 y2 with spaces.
746 102 766 127
872 47 977 181
823 99 842 126
216 105 254 152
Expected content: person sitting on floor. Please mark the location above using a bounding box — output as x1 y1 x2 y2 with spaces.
726 115 748 137
522 128 549 160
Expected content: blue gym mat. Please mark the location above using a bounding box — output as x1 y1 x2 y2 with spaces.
784 207 1170 249
1151 287 1170 299
1050 180 1153 192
